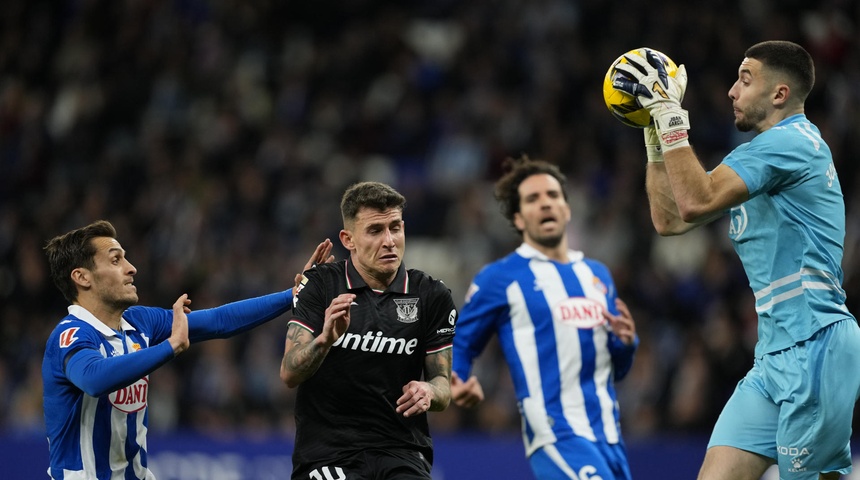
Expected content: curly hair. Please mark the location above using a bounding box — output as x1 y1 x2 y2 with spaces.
494 155 568 232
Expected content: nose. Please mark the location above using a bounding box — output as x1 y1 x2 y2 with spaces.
382 229 395 247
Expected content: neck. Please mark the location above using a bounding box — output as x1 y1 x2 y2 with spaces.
760 106 803 133
76 299 124 331
363 273 394 291
526 239 569 263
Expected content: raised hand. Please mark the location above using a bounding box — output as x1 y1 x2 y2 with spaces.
613 49 687 112
168 294 191 355
614 49 691 151
603 298 636 346
295 239 335 291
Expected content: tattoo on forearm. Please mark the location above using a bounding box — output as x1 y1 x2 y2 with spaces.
425 349 452 409
282 324 328 382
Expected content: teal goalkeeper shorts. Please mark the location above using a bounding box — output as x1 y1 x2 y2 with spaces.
708 318 860 478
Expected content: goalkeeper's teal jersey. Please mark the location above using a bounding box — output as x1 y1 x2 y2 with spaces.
722 114 855 357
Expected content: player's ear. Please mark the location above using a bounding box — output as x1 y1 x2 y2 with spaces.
339 229 354 251
513 213 526 232
772 82 790 106
71 268 91 288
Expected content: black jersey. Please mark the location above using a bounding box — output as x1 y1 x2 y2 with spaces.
289 259 457 472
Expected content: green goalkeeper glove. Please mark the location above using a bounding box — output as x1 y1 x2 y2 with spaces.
613 49 690 151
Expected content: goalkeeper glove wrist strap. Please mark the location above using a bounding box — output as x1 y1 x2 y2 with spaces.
645 145 664 163
654 107 691 152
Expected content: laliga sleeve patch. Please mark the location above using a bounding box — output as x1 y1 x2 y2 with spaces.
59 327 80 348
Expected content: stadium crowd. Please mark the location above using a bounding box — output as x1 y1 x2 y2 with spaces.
1 0 859 442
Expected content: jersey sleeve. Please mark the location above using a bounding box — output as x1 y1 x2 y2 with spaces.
45 319 106 383
185 290 293 342
289 268 328 335
452 265 507 379
422 279 457 355
65 341 174 397
722 129 811 198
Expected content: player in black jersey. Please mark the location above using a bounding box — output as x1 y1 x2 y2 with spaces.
281 181 458 480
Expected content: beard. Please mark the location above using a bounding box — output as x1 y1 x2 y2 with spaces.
735 103 767 132
531 231 564 249
102 290 138 311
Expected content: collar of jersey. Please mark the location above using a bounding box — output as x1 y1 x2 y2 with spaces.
67 304 137 337
344 258 410 293
516 243 584 263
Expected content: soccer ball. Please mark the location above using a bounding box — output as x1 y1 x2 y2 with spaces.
602 48 678 128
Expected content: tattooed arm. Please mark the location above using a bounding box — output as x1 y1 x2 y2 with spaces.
395 348 452 417
424 348 453 410
280 293 355 388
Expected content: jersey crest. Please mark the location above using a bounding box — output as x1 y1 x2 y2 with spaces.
393 298 419 323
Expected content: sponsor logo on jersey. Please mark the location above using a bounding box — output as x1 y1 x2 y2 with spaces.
333 330 419 355
394 298 419 323
109 377 148 413
59 327 80 348
728 205 748 240
553 297 605 329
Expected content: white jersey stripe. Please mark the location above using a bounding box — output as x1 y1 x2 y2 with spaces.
532 260 595 442
573 261 619 443
80 394 98 475
754 268 842 300
506 280 558 453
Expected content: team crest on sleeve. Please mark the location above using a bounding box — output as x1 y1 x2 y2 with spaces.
394 298 419 323
59 327 80 348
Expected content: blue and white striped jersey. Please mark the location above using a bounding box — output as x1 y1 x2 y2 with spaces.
452 243 636 456
42 290 294 479
722 114 856 357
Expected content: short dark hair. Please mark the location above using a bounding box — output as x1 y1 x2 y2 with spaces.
745 40 815 103
494 155 568 231
44 220 117 303
340 181 407 226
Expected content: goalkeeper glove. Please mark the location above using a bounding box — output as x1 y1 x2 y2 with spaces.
613 49 691 151
644 125 663 163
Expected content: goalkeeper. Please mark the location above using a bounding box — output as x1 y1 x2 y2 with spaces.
614 41 860 480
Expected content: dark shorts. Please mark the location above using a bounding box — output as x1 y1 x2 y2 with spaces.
292 448 432 480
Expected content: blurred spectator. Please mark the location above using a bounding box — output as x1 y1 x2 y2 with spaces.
2 0 859 439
